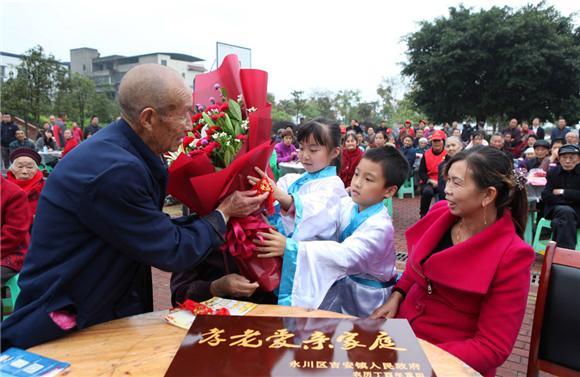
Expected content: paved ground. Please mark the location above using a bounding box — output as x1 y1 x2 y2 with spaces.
156 197 552 377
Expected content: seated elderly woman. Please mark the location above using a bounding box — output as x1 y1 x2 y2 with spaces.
372 146 534 377
7 148 45 217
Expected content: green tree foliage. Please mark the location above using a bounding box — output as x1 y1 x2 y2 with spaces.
1 45 65 124
1 45 121 128
403 3 580 123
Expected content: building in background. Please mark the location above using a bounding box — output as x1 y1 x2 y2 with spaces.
70 47 206 92
1 51 69 82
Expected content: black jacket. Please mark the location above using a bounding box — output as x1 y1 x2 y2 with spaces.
541 164 580 222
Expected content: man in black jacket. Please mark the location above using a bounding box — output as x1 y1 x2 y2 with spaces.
1 113 19 169
541 144 580 249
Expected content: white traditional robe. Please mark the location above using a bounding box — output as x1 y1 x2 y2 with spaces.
285 197 397 317
273 166 348 306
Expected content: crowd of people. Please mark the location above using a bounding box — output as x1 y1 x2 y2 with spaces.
0 63 578 377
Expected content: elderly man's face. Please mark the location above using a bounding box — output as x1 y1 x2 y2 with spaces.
64 130 72 140
49 116 56 124
11 156 38 180
565 132 578 145
509 119 517 128
558 119 566 129
491 136 504 149
151 83 193 154
534 146 549 159
560 153 579 171
15 130 25 141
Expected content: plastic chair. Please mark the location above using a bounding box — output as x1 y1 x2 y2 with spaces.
532 218 580 254
397 178 414 199
383 197 393 217
269 151 280 181
2 274 20 319
532 218 552 255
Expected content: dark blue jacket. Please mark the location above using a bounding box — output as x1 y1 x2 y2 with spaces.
1 119 225 349
400 146 417 171
1 122 19 147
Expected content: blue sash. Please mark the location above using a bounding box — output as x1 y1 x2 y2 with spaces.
339 201 384 242
287 166 337 195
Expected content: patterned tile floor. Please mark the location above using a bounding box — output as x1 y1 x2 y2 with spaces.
157 197 553 377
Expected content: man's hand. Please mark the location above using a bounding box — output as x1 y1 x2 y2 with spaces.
255 228 287 258
210 274 259 298
428 179 438 188
217 190 269 223
552 189 564 195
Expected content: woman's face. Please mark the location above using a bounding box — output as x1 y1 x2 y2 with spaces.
445 139 463 157
374 133 386 147
11 156 39 180
283 135 293 146
444 160 488 218
344 136 358 151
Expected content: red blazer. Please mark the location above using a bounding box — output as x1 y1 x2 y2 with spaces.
0 176 31 271
395 201 534 377
339 147 363 187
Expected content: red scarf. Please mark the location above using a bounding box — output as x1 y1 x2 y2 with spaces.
7 170 44 215
340 147 364 187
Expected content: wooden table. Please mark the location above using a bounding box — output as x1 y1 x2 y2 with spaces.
29 305 480 376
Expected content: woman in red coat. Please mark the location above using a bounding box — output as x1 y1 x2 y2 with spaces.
1 176 32 284
339 131 363 188
7 148 45 217
372 146 534 377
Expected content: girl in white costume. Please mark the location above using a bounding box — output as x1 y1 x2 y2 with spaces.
256 146 410 317
249 118 347 306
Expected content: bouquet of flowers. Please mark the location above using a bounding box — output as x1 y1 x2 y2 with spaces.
166 54 281 292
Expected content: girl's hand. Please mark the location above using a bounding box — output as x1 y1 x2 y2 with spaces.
369 291 404 319
247 167 293 210
254 228 286 258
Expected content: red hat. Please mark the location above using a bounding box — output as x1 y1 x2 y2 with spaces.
340 125 346 134
9 147 41 165
431 130 446 141
404 119 411 125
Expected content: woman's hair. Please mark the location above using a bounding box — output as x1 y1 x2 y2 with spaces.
343 131 358 145
444 146 528 237
296 117 341 151
281 129 294 139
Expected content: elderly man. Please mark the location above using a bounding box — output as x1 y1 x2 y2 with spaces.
8 129 36 154
490 133 505 150
550 117 571 142
418 130 447 217
541 144 580 249
1 64 268 349
502 118 521 147
566 131 578 145
1 113 19 169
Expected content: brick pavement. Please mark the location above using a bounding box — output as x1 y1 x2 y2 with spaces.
156 197 553 376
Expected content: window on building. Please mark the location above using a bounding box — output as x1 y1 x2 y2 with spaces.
161 60 167 66
83 64 86 72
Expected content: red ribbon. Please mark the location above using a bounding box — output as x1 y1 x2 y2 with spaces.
177 299 230 316
221 214 271 259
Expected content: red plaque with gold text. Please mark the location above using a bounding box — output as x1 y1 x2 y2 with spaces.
165 316 436 377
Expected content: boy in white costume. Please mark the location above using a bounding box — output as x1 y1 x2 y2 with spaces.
256 146 410 317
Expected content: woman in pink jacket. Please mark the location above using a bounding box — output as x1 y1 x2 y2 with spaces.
372 146 534 377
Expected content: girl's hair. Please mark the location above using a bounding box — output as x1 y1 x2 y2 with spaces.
296 117 341 151
444 146 528 237
343 131 358 145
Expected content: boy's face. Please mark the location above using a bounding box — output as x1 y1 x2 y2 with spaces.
350 158 394 211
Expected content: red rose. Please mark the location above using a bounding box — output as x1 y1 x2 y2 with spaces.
219 103 229 112
183 136 195 148
191 113 203 123
211 114 219 121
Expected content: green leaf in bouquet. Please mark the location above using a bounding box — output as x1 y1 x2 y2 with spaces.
229 99 242 122
224 113 238 136
223 147 233 166
202 112 217 129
